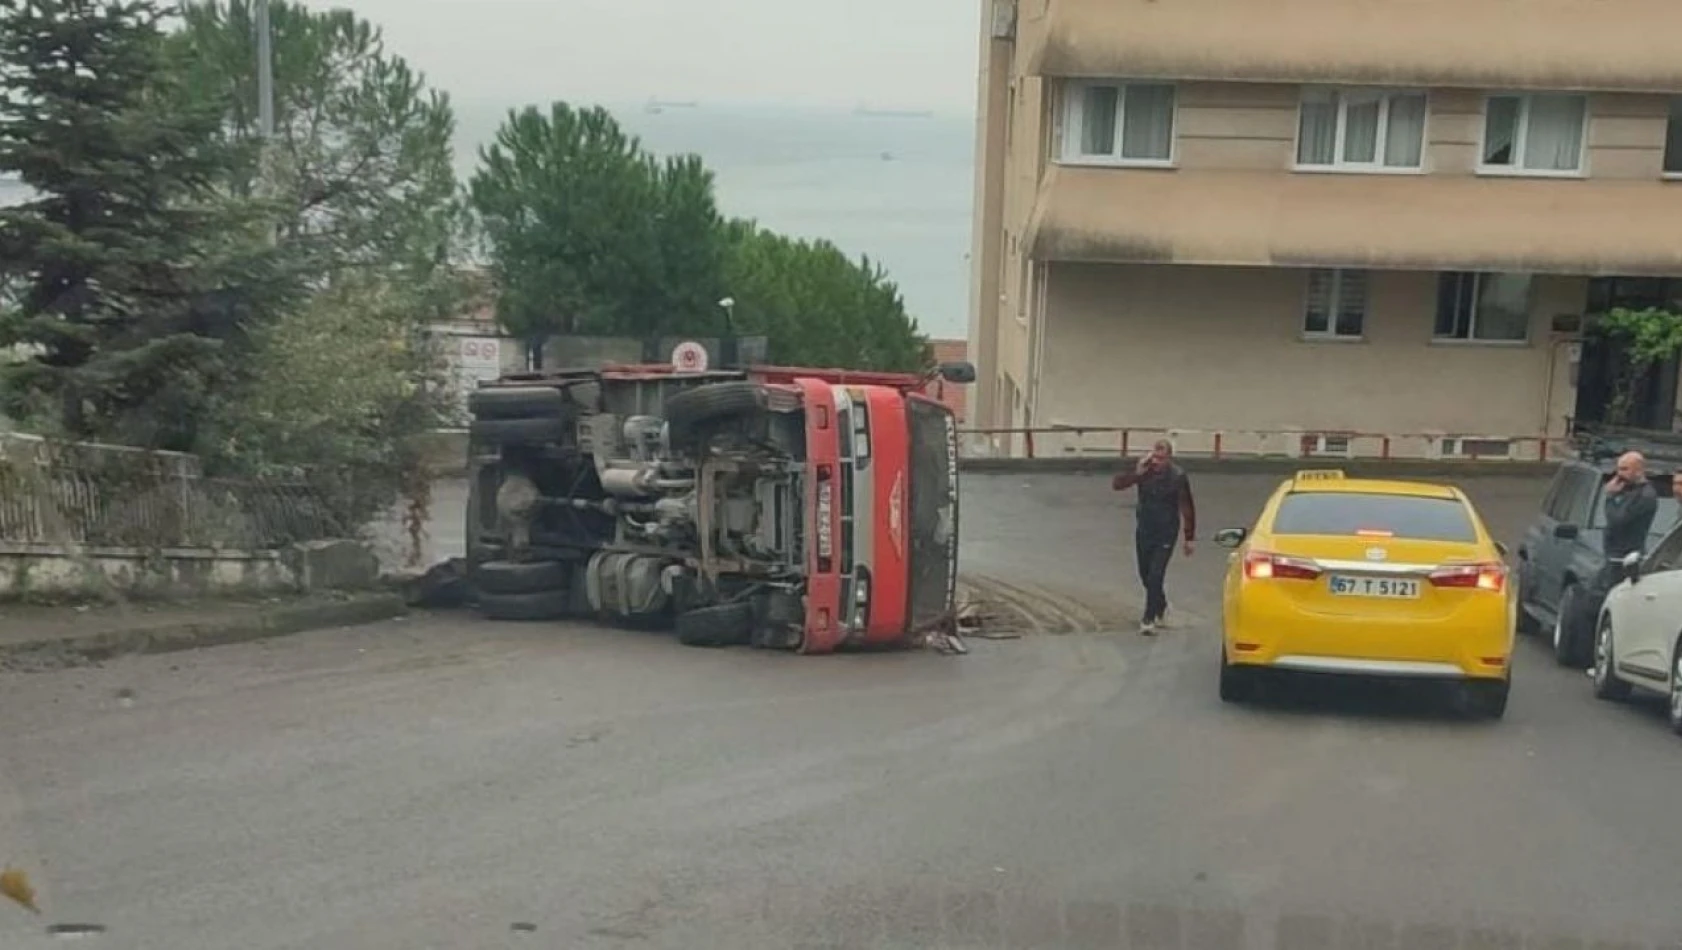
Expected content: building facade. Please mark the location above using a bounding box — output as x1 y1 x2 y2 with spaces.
969 0 1682 459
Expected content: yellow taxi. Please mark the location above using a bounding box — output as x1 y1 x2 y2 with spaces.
1215 469 1514 718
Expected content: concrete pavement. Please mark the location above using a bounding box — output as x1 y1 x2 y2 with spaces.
5 472 1682 949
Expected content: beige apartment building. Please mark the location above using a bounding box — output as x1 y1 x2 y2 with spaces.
968 0 1682 460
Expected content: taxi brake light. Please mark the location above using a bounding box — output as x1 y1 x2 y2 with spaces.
1244 551 1322 581
1429 562 1507 592
1354 528 1394 538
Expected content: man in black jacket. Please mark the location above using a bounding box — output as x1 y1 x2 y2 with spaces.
1113 440 1196 636
1604 451 1658 562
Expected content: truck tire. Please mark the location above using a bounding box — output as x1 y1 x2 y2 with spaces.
665 382 765 441
474 559 572 596
469 416 569 446
675 601 755 648
478 588 573 621
469 386 567 420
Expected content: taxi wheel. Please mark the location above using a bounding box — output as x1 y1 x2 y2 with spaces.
1464 679 1509 720
1219 651 1257 704
1591 617 1633 702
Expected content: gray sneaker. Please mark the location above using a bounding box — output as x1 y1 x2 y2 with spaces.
1139 620 1157 636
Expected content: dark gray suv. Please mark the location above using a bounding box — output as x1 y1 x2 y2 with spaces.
1515 445 1681 667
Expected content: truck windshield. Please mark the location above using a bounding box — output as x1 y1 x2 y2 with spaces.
905 397 959 630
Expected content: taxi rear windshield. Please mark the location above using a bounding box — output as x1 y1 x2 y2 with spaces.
1273 493 1478 542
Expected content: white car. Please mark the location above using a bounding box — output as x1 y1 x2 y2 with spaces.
1590 520 1682 735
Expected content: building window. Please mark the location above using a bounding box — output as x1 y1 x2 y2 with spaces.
1480 94 1586 174
1434 272 1532 342
1296 89 1427 170
1303 269 1368 339
1665 98 1682 175
1060 81 1176 165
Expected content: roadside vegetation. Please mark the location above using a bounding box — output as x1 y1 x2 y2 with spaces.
0 0 929 533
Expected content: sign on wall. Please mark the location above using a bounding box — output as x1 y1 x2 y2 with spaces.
671 340 709 373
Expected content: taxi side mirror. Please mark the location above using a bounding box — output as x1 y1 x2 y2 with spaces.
1214 527 1248 549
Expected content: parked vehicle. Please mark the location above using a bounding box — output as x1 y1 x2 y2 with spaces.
461 361 974 653
1513 439 1682 667
1589 520 1682 736
1213 469 1514 719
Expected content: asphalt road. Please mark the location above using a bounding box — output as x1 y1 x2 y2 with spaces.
5 471 1682 949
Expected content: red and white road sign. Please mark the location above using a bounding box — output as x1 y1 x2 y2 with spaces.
671 340 709 373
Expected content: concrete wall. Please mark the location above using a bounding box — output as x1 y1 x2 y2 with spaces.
1031 263 1583 456
0 545 294 601
0 540 381 602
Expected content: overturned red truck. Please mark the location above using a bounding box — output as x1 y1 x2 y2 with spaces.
463 360 975 653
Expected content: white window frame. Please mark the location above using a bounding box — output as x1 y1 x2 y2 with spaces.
1292 88 1429 174
1432 272 1534 345
1058 80 1177 168
1476 93 1589 178
1301 269 1369 341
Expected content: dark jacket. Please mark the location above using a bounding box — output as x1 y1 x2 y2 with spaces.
1604 479 1658 561
1113 462 1197 542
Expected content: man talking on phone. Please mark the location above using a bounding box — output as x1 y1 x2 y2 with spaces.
1603 451 1658 564
1113 439 1196 636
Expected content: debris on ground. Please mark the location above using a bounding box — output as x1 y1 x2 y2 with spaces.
394 557 473 609
2 867 40 913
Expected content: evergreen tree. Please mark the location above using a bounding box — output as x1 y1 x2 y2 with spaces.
0 0 262 447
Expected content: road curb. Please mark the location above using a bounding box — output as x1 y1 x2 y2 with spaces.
959 457 1560 478
0 594 408 670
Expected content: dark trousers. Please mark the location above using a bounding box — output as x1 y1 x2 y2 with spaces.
1135 530 1177 623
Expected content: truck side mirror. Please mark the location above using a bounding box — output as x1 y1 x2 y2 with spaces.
936 361 977 384
1553 523 1580 540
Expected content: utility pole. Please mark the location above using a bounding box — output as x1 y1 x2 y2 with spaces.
255 0 274 139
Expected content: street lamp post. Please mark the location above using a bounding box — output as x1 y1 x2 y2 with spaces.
718 296 738 368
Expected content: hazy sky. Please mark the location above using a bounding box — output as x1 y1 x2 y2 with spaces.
325 0 981 114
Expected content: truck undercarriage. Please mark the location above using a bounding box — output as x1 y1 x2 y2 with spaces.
465 365 946 652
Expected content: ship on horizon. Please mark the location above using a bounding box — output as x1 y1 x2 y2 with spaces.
853 104 935 119
646 97 700 114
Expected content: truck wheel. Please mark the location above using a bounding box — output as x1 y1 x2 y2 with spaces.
474 559 572 596
675 601 755 648
469 386 567 420
665 382 765 441
478 588 573 622
469 416 569 446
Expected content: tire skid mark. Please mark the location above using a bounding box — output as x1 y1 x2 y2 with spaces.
960 573 1130 634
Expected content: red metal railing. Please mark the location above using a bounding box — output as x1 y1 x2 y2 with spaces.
958 425 1575 463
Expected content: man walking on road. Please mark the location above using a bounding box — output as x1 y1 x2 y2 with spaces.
1113 439 1196 636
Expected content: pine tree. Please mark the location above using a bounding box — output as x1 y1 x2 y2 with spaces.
0 0 253 447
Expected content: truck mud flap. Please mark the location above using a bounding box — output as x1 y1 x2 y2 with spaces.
675 602 755 648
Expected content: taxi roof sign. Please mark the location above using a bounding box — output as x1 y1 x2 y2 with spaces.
1293 468 1347 482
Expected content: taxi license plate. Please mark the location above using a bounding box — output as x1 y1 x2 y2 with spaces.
1327 575 1421 599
